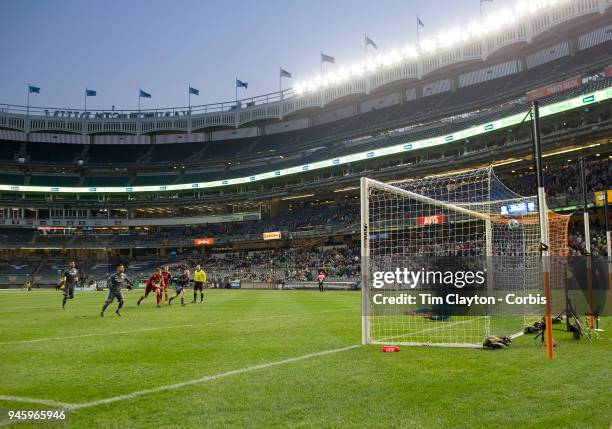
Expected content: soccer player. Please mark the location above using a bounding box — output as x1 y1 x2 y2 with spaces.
61 261 79 309
137 267 163 308
101 263 133 317
169 268 190 306
318 269 326 292
161 265 171 304
192 264 206 303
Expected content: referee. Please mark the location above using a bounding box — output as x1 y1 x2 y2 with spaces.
192 264 206 303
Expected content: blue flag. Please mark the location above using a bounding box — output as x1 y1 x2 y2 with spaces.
189 86 200 95
417 16 424 27
236 79 248 89
85 89 97 97
280 68 292 78
365 35 378 50
139 89 151 98
28 85 40 94
320 53 335 63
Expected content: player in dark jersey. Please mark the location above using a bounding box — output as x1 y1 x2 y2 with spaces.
101 263 133 317
168 268 191 307
62 261 80 309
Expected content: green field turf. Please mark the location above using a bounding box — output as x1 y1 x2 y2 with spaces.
0 289 610 429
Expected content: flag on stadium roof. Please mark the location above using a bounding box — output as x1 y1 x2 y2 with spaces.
320 52 335 64
236 79 248 89
365 35 378 50
480 0 493 16
417 16 424 27
280 68 292 79
85 89 97 97
189 86 200 95
139 89 151 98
28 85 40 94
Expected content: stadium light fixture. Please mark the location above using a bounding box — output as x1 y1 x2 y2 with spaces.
402 45 419 59
350 63 365 77
294 0 568 94
333 186 360 193
541 143 601 158
492 158 523 167
281 194 315 200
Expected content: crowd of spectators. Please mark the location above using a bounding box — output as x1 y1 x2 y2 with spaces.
192 245 360 283
503 158 609 198
568 227 609 257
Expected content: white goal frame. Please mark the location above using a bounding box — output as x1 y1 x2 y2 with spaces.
359 175 517 348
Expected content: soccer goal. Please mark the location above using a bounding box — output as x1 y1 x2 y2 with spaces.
360 167 569 348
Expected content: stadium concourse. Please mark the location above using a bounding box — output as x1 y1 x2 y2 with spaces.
0 157 609 288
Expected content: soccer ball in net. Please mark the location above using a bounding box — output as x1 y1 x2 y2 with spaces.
507 219 520 230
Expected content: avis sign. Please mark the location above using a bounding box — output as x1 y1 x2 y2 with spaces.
417 214 445 225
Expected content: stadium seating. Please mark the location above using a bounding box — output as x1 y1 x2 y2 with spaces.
0 173 25 185
26 142 83 163
131 174 181 186
87 144 143 163
81 175 132 187
149 141 205 163
0 140 21 161
29 174 80 186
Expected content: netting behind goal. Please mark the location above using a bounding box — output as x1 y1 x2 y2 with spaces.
361 167 569 348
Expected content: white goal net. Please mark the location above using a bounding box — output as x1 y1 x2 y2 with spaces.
360 167 569 348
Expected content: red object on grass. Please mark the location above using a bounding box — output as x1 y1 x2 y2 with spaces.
381 345 400 353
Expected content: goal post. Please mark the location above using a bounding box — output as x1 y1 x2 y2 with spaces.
360 167 570 348
360 176 370 346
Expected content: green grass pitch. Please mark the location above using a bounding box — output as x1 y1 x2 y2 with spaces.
0 289 610 428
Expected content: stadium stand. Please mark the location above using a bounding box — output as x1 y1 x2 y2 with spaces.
0 16 610 291
1 39 608 172
26 142 83 163
29 174 80 186
0 140 21 161
0 173 25 185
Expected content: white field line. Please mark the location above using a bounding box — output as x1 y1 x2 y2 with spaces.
374 317 485 342
0 321 480 410
0 395 71 408
67 344 360 410
0 306 59 310
0 309 354 346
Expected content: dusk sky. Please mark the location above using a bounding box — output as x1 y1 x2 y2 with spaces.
0 0 519 110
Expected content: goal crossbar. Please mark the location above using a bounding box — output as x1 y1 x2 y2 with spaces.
362 177 489 221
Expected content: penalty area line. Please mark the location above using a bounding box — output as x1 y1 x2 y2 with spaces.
0 394 71 408
0 309 353 346
68 344 360 410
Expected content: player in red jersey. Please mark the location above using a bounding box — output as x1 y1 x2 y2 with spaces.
318 269 326 292
137 267 163 308
161 265 171 304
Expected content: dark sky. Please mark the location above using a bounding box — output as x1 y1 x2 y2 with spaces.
0 0 520 110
